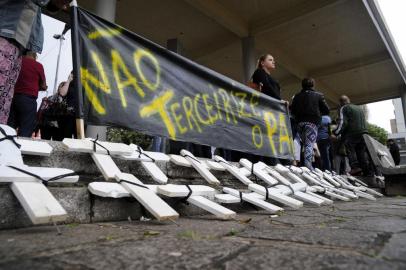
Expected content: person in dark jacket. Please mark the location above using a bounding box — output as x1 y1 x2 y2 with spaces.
333 95 373 176
251 54 281 100
245 53 283 165
387 139 400 165
291 78 330 169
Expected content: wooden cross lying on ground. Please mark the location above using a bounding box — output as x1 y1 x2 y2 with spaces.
62 138 179 221
89 152 237 220
222 187 283 214
64 138 238 220
286 166 357 200
116 144 169 184
288 166 351 201
240 160 332 206
63 139 169 184
0 125 79 225
341 174 383 197
89 181 237 220
170 151 301 209
179 150 221 185
290 166 381 201
326 171 382 199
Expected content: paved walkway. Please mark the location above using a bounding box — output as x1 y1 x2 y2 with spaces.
0 197 405 270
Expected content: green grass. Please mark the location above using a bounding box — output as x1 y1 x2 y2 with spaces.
177 230 202 240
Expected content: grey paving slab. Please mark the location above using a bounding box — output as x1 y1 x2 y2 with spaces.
0 197 405 270
239 224 392 255
337 216 406 233
1 236 247 270
222 244 405 270
380 232 406 262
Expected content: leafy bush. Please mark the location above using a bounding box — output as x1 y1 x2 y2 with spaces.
106 127 152 149
367 123 388 144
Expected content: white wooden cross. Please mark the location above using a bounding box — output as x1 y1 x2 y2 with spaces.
116 144 169 184
240 160 332 206
296 167 359 200
64 139 238 220
213 155 253 185
314 168 341 187
88 178 237 220
271 183 330 206
88 150 179 221
285 166 350 201
320 169 378 200
273 164 347 201
156 184 237 220
17 138 53 156
247 183 303 209
342 174 383 197
309 168 364 200
179 150 220 185
326 172 380 200
222 187 283 214
64 138 170 184
239 159 278 186
170 153 249 176
311 168 370 200
209 155 306 209
62 137 133 155
168 152 299 211
0 125 79 225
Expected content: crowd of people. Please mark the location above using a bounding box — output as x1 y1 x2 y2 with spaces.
248 53 396 176
3 50 76 140
0 1 400 176
0 0 74 140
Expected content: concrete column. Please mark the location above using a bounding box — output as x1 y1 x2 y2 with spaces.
401 89 406 132
86 0 117 140
167 38 183 55
165 38 189 154
94 0 117 21
241 36 256 83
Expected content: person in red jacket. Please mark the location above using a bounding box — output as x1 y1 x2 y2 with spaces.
8 51 47 137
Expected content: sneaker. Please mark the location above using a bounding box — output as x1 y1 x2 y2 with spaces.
349 167 362 176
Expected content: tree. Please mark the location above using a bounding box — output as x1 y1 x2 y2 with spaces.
361 105 369 120
367 123 388 144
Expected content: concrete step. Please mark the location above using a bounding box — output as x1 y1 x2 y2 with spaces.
22 140 249 188
0 184 257 230
1 140 258 229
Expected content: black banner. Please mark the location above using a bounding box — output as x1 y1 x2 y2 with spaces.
75 7 294 159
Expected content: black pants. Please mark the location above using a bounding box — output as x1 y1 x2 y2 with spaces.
41 124 60 140
169 140 212 158
41 116 76 141
7 94 37 137
317 138 331 171
58 116 76 139
346 135 373 176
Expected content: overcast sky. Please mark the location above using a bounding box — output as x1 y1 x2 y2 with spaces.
366 0 406 133
37 14 72 104
37 1 406 133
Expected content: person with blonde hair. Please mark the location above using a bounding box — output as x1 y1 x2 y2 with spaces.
243 54 282 165
250 54 281 100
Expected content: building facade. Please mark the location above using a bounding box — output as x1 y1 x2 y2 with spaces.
389 98 406 164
